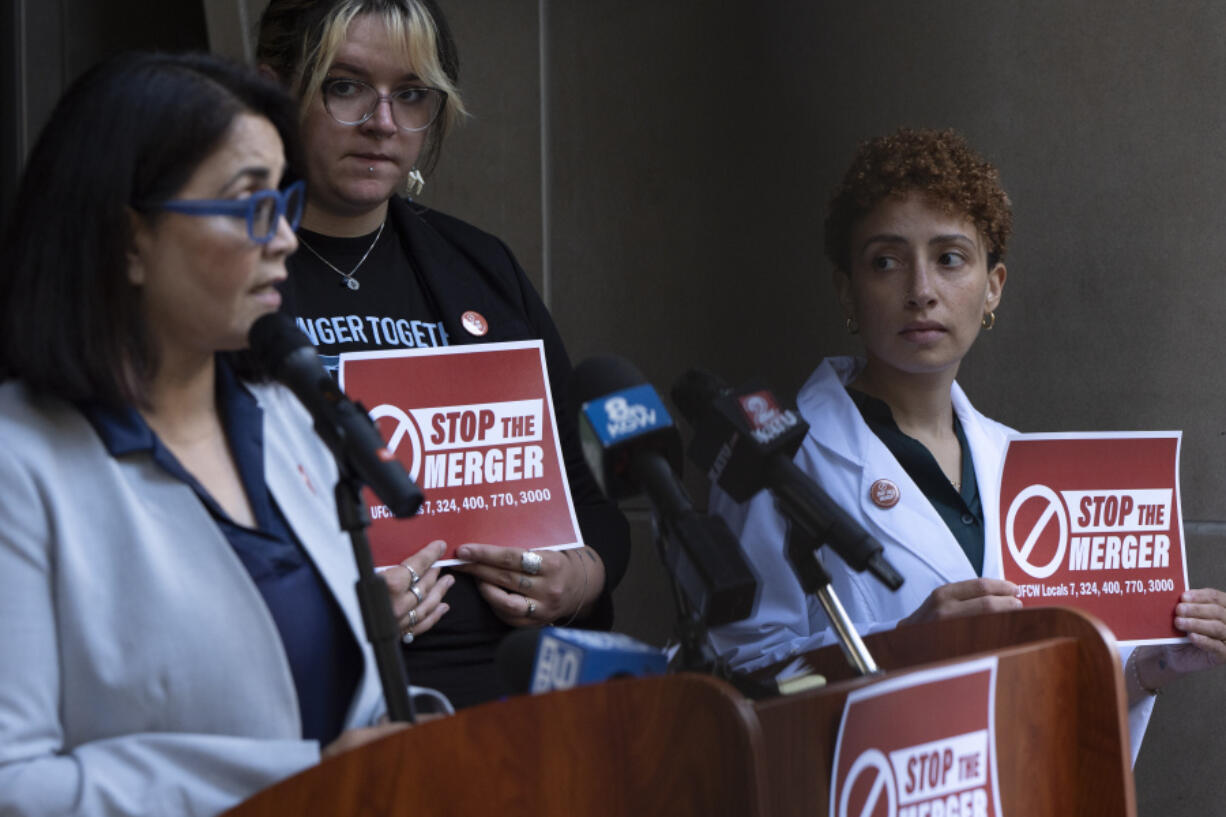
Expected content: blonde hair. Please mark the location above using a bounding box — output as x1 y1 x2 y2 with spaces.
257 0 467 173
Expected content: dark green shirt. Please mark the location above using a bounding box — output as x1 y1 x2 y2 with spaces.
847 388 985 576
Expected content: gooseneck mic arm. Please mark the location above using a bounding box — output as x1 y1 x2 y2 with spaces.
671 369 902 589
672 369 898 676
568 356 759 678
249 312 422 722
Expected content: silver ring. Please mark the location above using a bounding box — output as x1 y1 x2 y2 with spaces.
525 597 537 618
408 609 418 629
401 631 414 645
521 551 543 576
410 584 424 604
407 565 421 585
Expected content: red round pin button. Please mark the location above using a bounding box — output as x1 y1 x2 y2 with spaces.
870 479 900 509
460 310 489 336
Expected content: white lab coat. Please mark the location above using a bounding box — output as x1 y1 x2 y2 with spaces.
708 356 1153 762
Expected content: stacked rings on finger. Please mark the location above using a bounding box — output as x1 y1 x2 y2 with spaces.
521 551 543 575
525 598 537 618
410 584 424 604
407 564 421 585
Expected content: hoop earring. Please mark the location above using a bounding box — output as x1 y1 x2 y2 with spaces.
981 311 996 330
406 168 425 198
845 317 859 335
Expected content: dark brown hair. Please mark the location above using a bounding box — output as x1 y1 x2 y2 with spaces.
0 52 301 406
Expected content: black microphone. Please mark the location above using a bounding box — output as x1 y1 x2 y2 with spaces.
497 627 669 696
671 369 903 591
248 312 423 517
569 356 757 627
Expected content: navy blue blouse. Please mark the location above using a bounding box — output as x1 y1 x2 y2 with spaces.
82 361 361 743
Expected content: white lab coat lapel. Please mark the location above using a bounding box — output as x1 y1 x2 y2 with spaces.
799 358 982 586
951 380 1011 581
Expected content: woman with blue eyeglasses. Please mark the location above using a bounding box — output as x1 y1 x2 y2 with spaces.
257 0 631 709
0 51 412 816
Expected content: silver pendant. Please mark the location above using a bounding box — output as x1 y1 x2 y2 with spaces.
345 277 360 291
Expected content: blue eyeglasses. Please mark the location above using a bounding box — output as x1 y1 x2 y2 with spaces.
155 180 306 244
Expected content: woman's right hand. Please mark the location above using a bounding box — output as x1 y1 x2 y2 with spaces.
900 578 1021 627
322 722 409 760
380 540 454 642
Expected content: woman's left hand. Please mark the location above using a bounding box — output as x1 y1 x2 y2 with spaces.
451 544 605 627
1129 588 1226 701
1161 587 1226 671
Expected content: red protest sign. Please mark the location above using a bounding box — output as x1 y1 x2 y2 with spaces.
338 341 582 566
830 658 1002 817
997 432 1188 644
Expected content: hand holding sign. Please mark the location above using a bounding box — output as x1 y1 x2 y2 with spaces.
1127 588 1226 700
454 544 606 627
900 578 1022 627
381 540 454 642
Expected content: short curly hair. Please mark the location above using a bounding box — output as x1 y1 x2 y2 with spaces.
824 128 1012 273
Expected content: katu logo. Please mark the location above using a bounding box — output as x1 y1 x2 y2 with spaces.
739 391 783 430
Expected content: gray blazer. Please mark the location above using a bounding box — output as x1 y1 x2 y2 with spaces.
0 379 385 816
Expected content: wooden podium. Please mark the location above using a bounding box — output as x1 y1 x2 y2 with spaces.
226 607 1132 817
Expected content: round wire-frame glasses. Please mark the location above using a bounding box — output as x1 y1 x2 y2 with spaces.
321 78 447 133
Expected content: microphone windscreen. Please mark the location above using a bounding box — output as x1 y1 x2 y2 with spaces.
247 311 312 373
498 627 671 696
496 628 542 696
670 369 729 426
568 355 647 414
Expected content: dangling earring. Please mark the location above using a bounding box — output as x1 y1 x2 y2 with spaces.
845 317 859 335
406 168 425 198
981 311 996 330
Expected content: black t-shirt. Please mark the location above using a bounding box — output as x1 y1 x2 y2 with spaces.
286 223 451 372
283 224 519 708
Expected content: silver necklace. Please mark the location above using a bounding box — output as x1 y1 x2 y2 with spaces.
297 220 385 291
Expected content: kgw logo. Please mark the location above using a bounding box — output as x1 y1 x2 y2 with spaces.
603 395 658 438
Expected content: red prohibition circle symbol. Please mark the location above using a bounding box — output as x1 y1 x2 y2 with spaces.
1004 484 1069 579
838 748 897 817
367 403 424 483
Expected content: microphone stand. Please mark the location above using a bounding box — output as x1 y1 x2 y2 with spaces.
334 471 417 723
660 531 719 677
656 523 780 700
785 525 880 676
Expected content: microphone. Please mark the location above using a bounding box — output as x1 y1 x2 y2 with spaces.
569 356 757 627
498 627 669 695
671 369 903 591
248 312 423 517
